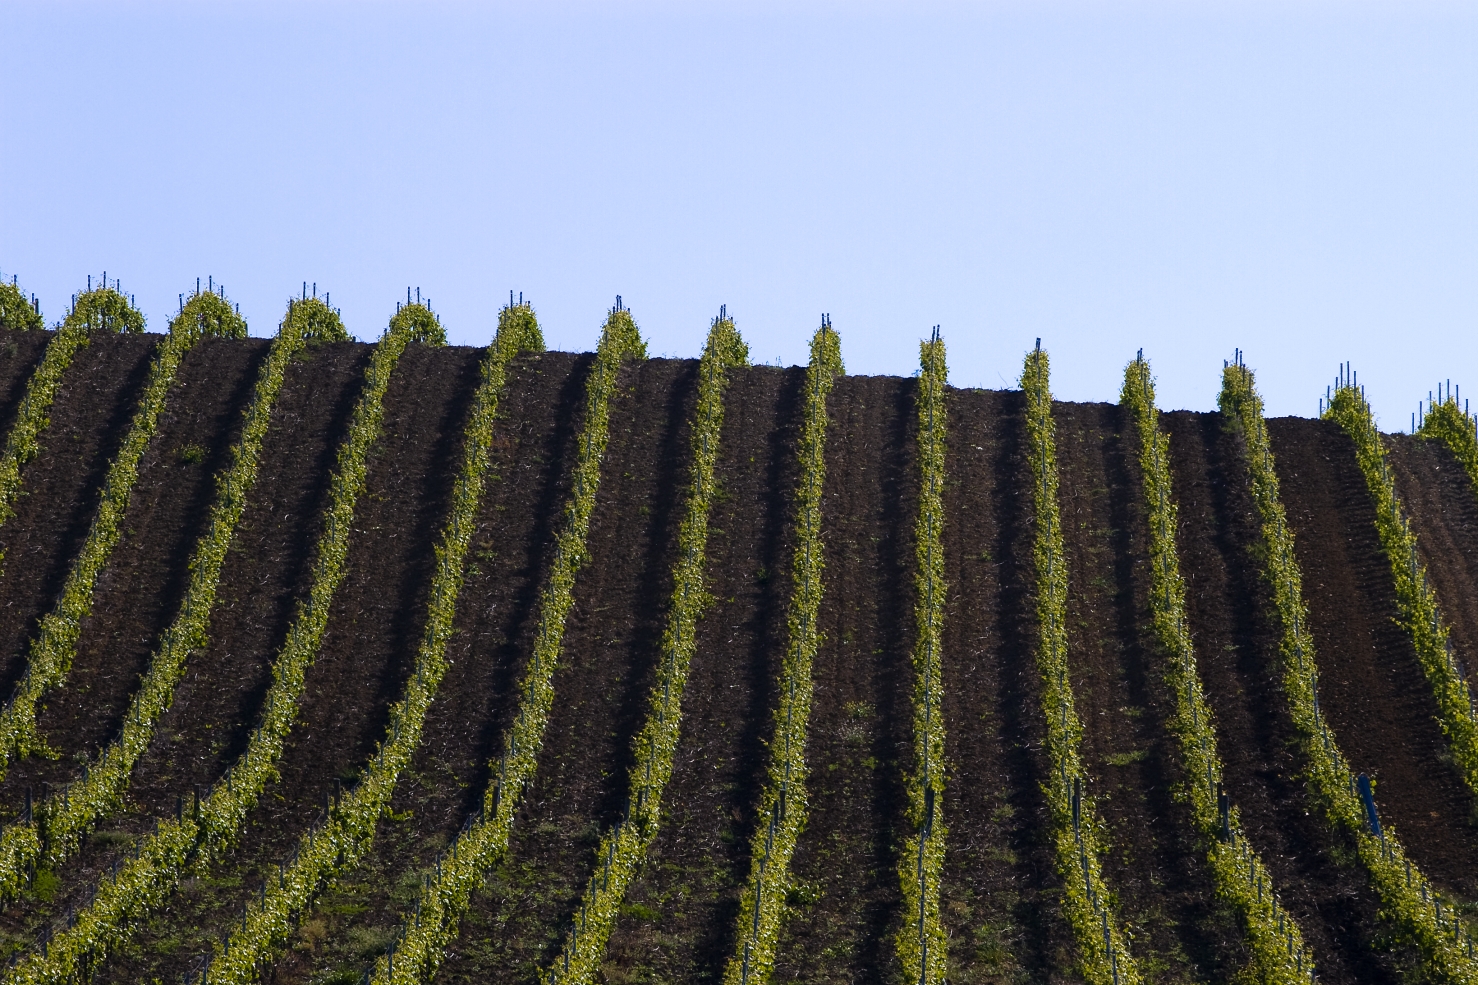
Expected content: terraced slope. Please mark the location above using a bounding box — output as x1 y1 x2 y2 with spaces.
3 326 1478 984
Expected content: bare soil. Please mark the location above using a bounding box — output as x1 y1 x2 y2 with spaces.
275 350 591 985
0 331 161 698
94 340 481 984
1271 418 1478 902
935 388 1075 985
1163 410 1408 984
0 331 58 436
3 337 270 804
1385 433 1478 795
0 329 1475 982
598 365 804 983
434 357 699 984
1053 402 1246 983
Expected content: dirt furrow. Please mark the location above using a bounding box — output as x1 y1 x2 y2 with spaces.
95 340 478 984
434 357 697 984
2 337 269 805
936 387 1076 984
1052 401 1244 983
275 350 589 985
1162 409 1405 984
767 374 915 985
0 332 161 697
1270 418 1478 902
1385 432 1478 791
599 365 803 983
0 330 58 441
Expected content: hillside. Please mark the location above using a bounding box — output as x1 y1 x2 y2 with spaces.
0 321 1476 985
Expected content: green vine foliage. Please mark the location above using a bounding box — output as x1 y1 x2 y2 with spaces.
0 319 86 541
1326 383 1478 803
896 332 948 985
359 304 643 985
541 314 747 985
282 297 350 346
0 300 307 904
1022 346 1141 985
172 289 247 344
0 287 225 778
1419 396 1478 495
1220 361 1478 984
389 302 446 346
723 320 843 985
1122 357 1314 984
199 304 550 985
65 286 146 335
0 277 43 332
0 290 148 556
7 310 420 985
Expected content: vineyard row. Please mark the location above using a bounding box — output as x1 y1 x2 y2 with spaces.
1326 375 1478 802
356 304 643 985
1123 355 1314 983
1222 357 1478 983
0 291 333 906
723 321 842 985
0 289 245 777
896 330 949 985
1022 345 1141 985
4 309 1478 981
9 302 422 985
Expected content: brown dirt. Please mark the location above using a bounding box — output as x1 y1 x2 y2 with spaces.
0 330 58 436
935 387 1076 985
1162 410 1407 984
93 340 482 984
8 332 1478 981
2 336 270 804
0 338 372 960
1052 402 1246 983
434 357 699 984
598 365 803 983
0 331 161 697
124 340 371 811
273 350 591 985
1270 417 1478 901
1385 433 1478 772
766 374 916 985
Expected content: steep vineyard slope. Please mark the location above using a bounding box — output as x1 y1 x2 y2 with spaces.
1386 433 1478 778
0 336 268 810
0 335 56 434
602 363 803 982
0 334 159 697
2 327 1478 984
1271 419 1478 903
767 372 916 983
434 355 697 983
93 337 477 985
1159 410 1401 985
275 349 589 985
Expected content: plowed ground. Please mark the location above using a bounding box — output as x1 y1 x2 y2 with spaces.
0 329 1474 984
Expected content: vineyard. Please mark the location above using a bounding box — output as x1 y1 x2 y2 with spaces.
3 281 1478 985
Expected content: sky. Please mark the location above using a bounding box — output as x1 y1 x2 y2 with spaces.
2 0 1475 427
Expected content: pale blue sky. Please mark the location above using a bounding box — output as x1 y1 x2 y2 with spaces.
2 1 1475 426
